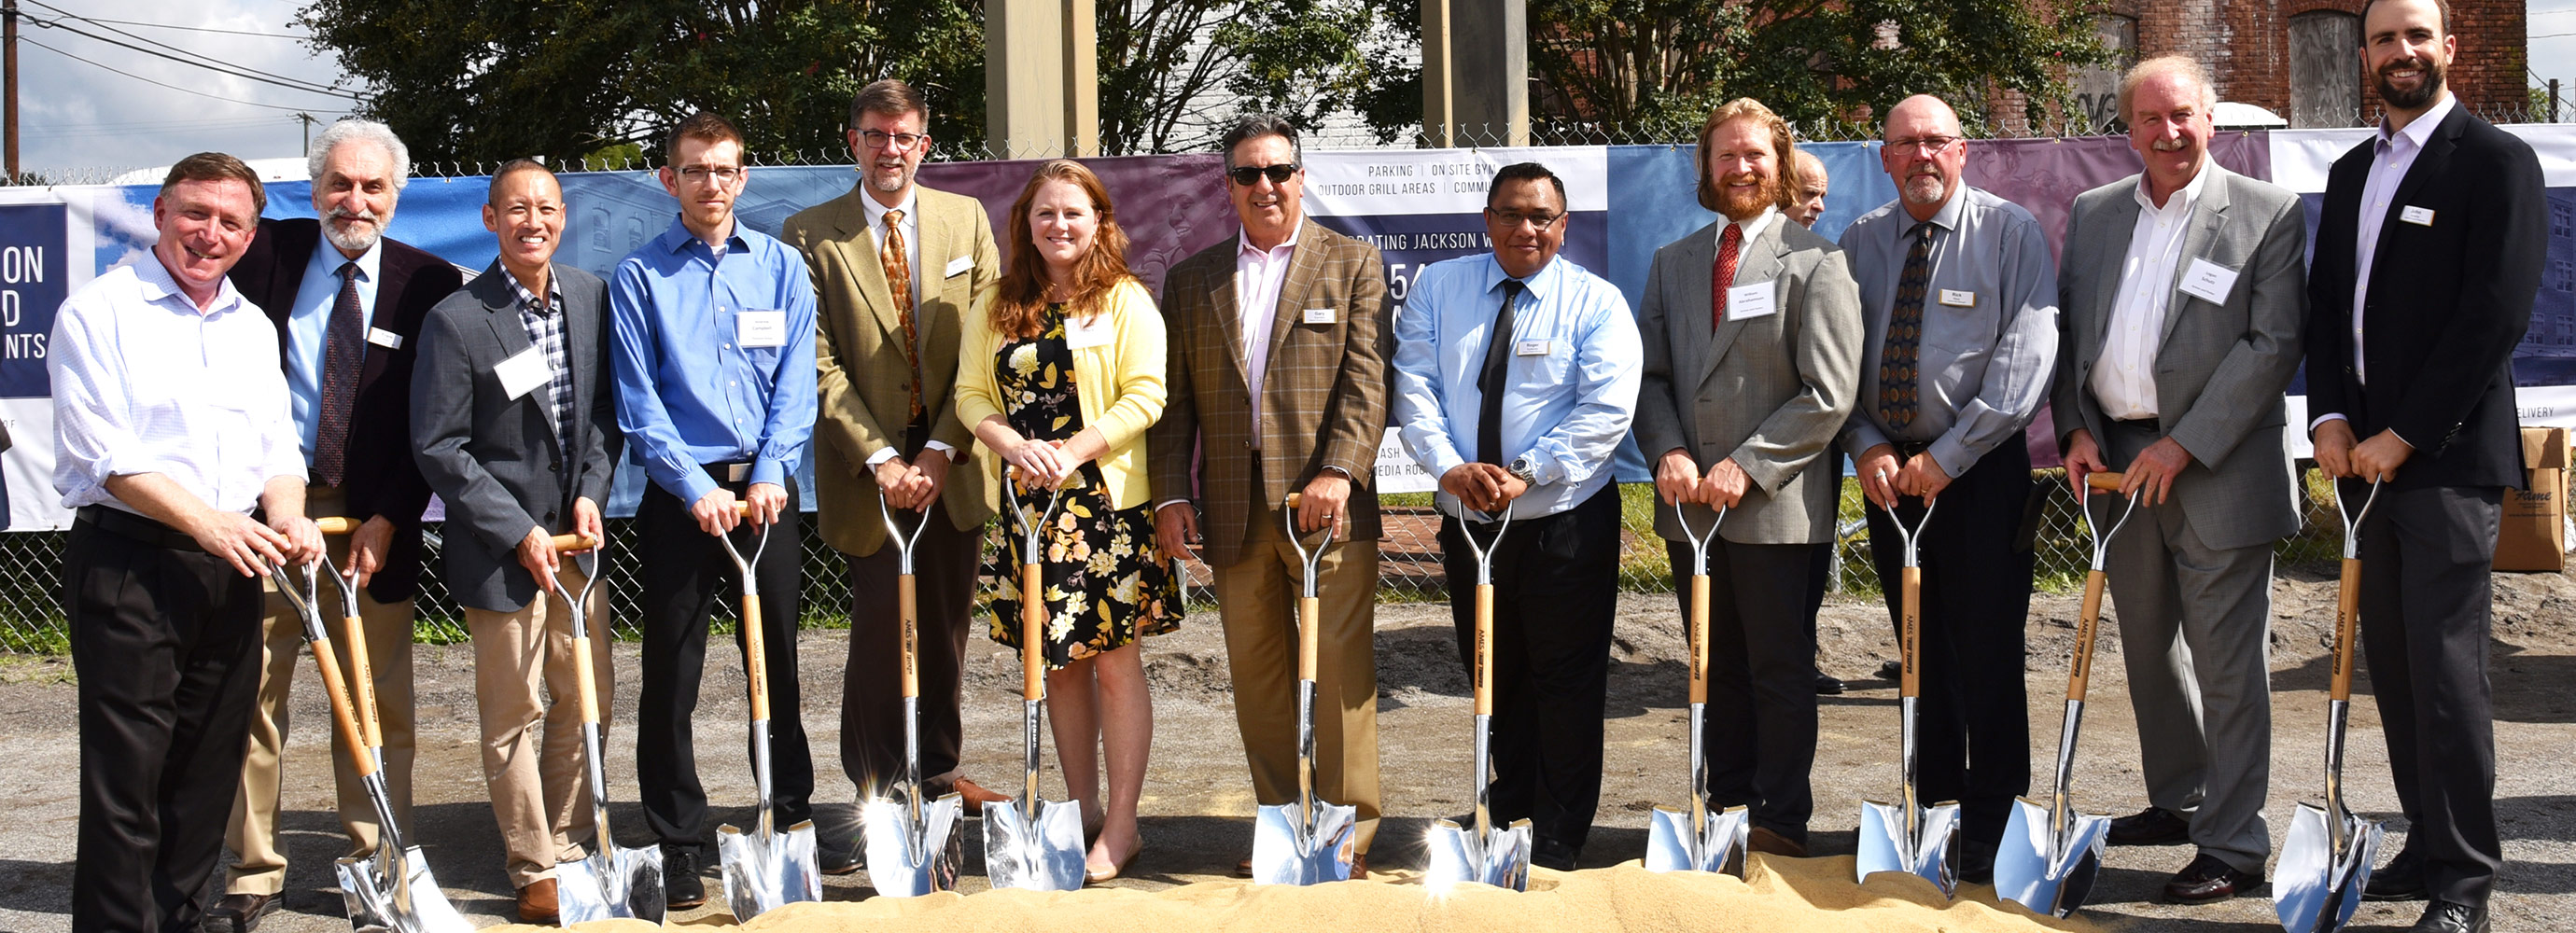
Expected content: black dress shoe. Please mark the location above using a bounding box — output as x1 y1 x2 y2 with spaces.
664 847 707 910
1813 670 1845 695
2107 806 2191 846
2367 847 2430 901
1959 836 1998 884
201 892 280 933
1532 836 1579 872
2412 900 2488 932
819 835 860 875
2163 853 2261 904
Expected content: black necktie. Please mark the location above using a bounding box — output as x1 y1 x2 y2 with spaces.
315 261 364 487
1477 279 1527 467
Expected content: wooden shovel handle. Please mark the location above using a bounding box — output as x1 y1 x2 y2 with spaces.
2082 471 2126 492
2067 569 2106 701
1899 566 1922 698
900 574 920 699
571 632 602 726
340 606 383 752
1021 560 1046 700
741 593 769 721
309 637 378 779
2331 558 2361 701
1688 572 1709 705
1474 583 1494 716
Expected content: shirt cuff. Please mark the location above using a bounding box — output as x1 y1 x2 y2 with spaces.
750 459 788 489
1155 498 1193 512
2308 412 2348 435
865 447 900 467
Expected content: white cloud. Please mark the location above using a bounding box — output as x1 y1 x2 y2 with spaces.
15 0 358 175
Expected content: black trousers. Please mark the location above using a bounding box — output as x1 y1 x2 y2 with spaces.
635 478 812 856
840 497 982 801
1863 441 2034 845
1437 487 1620 855
1669 535 1824 842
66 520 263 933
2352 480 2504 908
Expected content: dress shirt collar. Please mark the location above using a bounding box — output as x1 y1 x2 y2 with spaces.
656 214 744 257
2377 91 2456 155
2132 154 2215 216
509 265 564 315
308 232 385 288
1237 223 1302 259
1479 251 1565 302
1720 206 1780 251
1918 184 1967 232
861 185 918 232
135 249 249 316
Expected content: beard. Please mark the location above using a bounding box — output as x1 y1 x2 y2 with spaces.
320 205 385 254
868 160 915 194
1898 170 1948 207
1715 172 1782 221
2375 54 2446 111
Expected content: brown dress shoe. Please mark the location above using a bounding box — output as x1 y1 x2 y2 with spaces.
517 878 560 924
1748 827 1809 858
950 777 1012 817
2163 853 2262 904
203 892 281 933
1351 853 1368 881
1237 855 1254 877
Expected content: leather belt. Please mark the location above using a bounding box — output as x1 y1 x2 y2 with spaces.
2112 417 2162 434
76 505 204 552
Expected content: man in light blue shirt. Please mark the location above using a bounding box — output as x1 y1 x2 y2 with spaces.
1391 162 1640 871
607 112 826 905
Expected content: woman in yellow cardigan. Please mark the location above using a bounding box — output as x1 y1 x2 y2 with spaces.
957 159 1179 883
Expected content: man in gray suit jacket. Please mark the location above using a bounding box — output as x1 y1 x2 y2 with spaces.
2054 57 2307 906
410 160 622 922
1634 98 1863 857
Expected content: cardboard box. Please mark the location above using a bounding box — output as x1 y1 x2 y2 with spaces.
2496 426 2570 572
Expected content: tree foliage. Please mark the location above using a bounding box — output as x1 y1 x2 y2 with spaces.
1096 0 1410 155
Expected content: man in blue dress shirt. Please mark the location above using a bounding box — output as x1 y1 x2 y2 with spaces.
607 112 823 908
1392 162 1641 871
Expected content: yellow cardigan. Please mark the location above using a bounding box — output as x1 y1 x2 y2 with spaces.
955 277 1169 510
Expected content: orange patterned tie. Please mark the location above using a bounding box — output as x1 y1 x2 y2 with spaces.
881 209 924 422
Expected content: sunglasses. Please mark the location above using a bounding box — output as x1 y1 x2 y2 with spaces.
1226 163 1299 186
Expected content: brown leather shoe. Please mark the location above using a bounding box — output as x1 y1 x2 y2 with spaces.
1748 827 1809 858
2163 853 2262 904
950 777 1012 817
1236 854 1254 877
203 892 281 933
1351 853 1368 881
516 878 560 924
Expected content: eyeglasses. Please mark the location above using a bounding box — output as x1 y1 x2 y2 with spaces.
1486 208 1563 230
1884 135 1963 156
860 130 927 151
674 165 743 186
1227 163 1299 186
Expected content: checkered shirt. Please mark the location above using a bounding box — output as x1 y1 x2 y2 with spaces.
511 271 575 453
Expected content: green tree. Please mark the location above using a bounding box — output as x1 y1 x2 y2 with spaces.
1095 0 1409 155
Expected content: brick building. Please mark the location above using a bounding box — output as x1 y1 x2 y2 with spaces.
2070 0 2529 129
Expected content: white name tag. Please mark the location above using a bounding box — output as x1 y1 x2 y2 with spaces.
1938 289 1975 308
945 255 974 277
495 345 549 401
1065 313 1114 349
735 309 787 348
2178 258 2241 305
1303 307 1337 325
1727 281 1777 320
365 327 404 350
2401 205 2436 227
1515 339 1550 356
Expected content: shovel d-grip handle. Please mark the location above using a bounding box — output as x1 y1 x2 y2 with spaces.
725 500 775 722
318 515 597 552
2081 471 2125 493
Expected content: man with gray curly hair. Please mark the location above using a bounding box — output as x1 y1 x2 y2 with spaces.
205 118 463 933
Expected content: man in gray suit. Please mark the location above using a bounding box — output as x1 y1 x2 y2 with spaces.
2054 56 2307 905
410 160 622 922
1634 97 1862 857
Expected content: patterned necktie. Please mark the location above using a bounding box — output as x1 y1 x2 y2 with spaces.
315 261 364 487
1710 223 1743 328
882 208 924 422
1477 279 1527 467
1878 221 1935 431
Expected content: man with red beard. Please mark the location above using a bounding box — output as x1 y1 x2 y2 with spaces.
2305 2 2543 928
1838 93 2059 883
1633 98 1861 857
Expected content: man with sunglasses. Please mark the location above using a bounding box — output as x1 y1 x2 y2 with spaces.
1837 93 2059 883
609 111 821 908
1151 113 1392 877
1392 161 1640 871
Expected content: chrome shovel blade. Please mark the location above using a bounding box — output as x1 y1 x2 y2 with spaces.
2275 802 2381 933
1995 797 2109 917
983 797 1088 891
332 846 471 933
1644 804 1750 877
716 818 820 921
1423 818 1533 892
1856 800 1962 897
556 842 666 926
1251 800 1357 885
860 792 964 897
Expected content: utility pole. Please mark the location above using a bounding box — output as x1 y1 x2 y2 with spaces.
297 112 318 153
6 0 20 185
2553 79 2563 123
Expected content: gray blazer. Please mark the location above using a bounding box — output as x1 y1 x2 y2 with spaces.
2051 165 2307 551
412 261 621 612
1635 216 1864 545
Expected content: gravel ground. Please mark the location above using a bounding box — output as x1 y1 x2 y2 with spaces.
0 564 2569 932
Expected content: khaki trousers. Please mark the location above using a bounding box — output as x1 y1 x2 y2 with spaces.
1213 497 1382 853
224 486 416 896
467 564 613 888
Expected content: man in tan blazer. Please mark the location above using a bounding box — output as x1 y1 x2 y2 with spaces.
1150 114 1391 876
782 79 1004 844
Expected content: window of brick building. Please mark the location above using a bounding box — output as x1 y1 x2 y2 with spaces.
2290 11 2363 128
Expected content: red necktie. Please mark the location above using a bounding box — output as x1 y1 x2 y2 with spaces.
1711 224 1743 329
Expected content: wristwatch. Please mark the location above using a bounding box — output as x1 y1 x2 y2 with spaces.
1506 454 1538 485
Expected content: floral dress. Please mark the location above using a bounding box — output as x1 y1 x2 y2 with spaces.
981 305 1183 667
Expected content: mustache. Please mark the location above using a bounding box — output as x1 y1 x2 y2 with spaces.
326 204 379 224
2149 137 2191 152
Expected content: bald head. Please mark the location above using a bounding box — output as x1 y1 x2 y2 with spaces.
1883 94 1963 138
1789 149 1828 228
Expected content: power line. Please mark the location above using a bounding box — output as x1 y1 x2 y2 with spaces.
27 1 333 91
35 14 309 39
21 8 363 101
21 36 351 114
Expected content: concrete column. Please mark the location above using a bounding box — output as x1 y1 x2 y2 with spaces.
986 0 1099 158
1421 0 1528 147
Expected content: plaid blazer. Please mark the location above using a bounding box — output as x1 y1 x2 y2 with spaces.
1150 219 1391 566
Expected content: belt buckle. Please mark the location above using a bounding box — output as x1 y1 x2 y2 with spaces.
725 463 749 483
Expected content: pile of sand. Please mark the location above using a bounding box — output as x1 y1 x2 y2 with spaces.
537 856 2092 932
